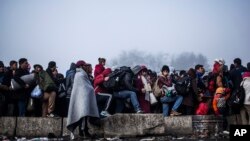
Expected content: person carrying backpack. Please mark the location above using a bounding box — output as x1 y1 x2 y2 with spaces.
112 66 143 113
182 68 199 115
94 68 113 117
159 65 183 117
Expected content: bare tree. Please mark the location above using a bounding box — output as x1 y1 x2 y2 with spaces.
109 49 170 72
171 52 209 71
109 50 209 72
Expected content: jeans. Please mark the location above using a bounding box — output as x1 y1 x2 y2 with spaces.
96 93 113 112
160 95 183 117
18 100 26 117
114 90 141 113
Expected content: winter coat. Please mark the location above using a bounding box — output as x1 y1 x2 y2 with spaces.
230 66 247 90
94 64 105 78
242 72 250 105
38 70 57 92
182 78 198 107
65 69 75 98
135 75 150 113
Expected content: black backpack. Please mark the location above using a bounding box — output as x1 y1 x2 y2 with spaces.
174 76 190 96
103 66 131 91
228 80 246 108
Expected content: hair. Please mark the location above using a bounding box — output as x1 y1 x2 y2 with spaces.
188 68 196 79
161 65 170 73
0 61 4 67
247 62 250 71
230 64 235 71
9 60 17 66
234 58 241 66
18 58 27 65
179 70 186 76
98 57 106 64
195 64 203 70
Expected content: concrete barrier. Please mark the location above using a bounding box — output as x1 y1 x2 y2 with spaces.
164 116 193 135
0 117 16 136
103 114 165 137
62 118 104 137
16 117 62 137
0 114 226 138
192 115 223 136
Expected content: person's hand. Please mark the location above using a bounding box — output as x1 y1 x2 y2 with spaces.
8 86 13 91
104 77 109 81
141 88 146 93
25 84 29 89
199 93 204 97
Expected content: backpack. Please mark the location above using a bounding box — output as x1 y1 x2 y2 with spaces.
152 78 162 97
103 66 130 91
228 81 246 108
58 82 66 98
174 76 190 96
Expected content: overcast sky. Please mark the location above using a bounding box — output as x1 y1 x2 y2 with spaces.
0 0 250 74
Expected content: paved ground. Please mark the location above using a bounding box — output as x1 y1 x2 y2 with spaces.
1 133 230 141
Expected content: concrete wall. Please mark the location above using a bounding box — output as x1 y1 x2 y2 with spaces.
0 114 224 137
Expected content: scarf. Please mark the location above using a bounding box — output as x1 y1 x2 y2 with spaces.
141 75 150 101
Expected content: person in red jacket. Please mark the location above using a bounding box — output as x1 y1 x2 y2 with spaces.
94 58 106 78
94 68 113 117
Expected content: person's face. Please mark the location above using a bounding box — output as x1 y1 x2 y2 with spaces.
141 69 147 76
35 67 42 72
21 61 29 70
11 63 18 70
87 65 93 74
52 69 58 76
0 66 4 73
101 61 105 66
162 70 169 77
197 67 205 74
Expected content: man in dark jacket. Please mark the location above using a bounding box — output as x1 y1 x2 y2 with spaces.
230 58 247 90
2 60 18 116
229 58 247 115
13 58 31 116
113 66 143 113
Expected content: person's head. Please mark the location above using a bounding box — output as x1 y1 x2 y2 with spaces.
76 60 90 72
48 61 57 71
195 64 205 74
247 62 250 71
179 70 186 77
98 58 106 66
230 64 235 71
138 65 148 76
52 68 58 77
234 58 241 67
212 61 222 74
18 58 29 70
33 64 43 72
86 64 93 74
9 60 17 70
161 65 170 76
57 73 64 80
0 61 4 73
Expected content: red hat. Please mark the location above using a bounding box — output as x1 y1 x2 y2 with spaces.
76 60 88 67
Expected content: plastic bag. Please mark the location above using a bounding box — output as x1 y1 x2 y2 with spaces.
31 85 43 98
150 92 158 105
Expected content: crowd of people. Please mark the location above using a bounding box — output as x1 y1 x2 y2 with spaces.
1 57 250 138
